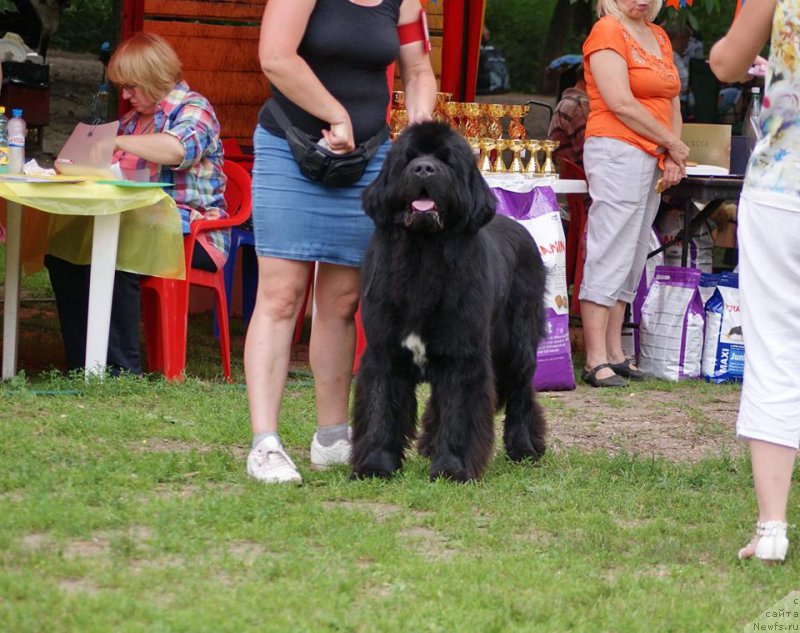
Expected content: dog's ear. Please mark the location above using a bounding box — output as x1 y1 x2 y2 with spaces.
462 160 497 233
362 135 407 227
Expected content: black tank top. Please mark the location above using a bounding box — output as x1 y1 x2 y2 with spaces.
259 0 402 145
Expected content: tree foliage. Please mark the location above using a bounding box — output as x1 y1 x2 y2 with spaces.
50 0 114 53
485 0 738 93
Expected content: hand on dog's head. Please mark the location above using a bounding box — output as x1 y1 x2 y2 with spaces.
362 122 496 234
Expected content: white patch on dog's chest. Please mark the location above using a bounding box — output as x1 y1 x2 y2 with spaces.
402 333 427 368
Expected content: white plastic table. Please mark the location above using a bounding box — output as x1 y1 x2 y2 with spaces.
482 172 589 195
1 178 183 379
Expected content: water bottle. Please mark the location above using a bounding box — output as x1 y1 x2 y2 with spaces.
0 107 8 174
8 108 26 174
88 83 110 124
744 86 763 155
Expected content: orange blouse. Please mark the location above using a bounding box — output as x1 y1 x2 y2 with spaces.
583 16 680 158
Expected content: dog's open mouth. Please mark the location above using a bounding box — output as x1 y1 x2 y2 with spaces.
405 197 443 232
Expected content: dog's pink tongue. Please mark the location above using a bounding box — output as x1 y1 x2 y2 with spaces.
411 199 435 213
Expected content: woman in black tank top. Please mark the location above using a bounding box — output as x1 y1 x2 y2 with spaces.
245 0 436 485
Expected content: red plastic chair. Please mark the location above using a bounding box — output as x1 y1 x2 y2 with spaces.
558 157 589 318
141 160 253 381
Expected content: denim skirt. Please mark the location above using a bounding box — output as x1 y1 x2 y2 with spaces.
251 124 389 267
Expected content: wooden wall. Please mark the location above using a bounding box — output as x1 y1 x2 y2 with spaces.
123 0 448 146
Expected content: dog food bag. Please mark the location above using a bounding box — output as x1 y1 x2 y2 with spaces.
629 229 665 360
699 272 722 307
639 266 705 381
702 272 744 383
493 185 575 391
657 205 714 273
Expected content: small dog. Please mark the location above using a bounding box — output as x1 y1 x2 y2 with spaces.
351 122 547 482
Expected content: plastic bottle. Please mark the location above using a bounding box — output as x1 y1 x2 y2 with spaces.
750 86 762 118
0 107 8 174
744 86 762 154
88 82 109 124
8 108 26 174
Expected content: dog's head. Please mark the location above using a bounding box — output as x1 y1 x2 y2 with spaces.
362 122 496 234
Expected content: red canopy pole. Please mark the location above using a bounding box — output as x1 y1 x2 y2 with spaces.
441 0 486 101
121 0 144 40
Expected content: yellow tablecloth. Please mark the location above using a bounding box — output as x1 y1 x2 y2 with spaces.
0 179 185 279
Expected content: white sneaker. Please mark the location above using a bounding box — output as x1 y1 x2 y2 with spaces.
310 430 352 471
247 436 302 485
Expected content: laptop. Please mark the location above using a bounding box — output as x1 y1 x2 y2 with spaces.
54 121 120 178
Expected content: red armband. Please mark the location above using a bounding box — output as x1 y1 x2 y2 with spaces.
398 9 431 53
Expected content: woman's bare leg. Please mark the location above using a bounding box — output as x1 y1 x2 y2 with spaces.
739 439 796 559
580 299 616 380
244 257 312 434
309 263 361 427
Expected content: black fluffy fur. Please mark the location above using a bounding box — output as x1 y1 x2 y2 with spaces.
351 122 548 482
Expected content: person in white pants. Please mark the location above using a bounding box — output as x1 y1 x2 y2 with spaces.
710 0 798 564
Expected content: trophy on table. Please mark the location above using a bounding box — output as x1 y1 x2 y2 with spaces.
541 139 560 176
462 102 483 140
390 109 408 140
479 138 496 172
506 104 529 140
524 139 542 175
435 92 453 123
493 139 510 172
508 140 526 173
484 103 505 139
443 101 461 129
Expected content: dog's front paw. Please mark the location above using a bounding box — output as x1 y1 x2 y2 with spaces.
504 426 546 463
430 454 471 482
351 449 402 480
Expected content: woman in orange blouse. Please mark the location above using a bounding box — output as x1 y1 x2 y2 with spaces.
579 0 690 387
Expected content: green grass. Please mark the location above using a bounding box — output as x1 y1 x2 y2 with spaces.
2 245 796 631
1 374 797 631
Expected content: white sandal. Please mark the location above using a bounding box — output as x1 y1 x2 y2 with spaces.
738 521 789 564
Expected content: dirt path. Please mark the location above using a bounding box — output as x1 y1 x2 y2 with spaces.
31 52 745 464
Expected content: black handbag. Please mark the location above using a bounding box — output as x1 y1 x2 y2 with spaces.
267 100 389 187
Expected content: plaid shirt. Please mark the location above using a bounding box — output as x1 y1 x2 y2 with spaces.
548 87 590 170
116 81 229 258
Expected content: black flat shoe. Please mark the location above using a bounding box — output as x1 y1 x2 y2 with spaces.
581 363 627 388
608 358 646 381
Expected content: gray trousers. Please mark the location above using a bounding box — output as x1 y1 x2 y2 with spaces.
579 136 661 307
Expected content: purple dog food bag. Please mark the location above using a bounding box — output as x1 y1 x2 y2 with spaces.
639 266 705 381
493 186 575 391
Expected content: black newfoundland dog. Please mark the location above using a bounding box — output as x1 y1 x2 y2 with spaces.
352 121 547 482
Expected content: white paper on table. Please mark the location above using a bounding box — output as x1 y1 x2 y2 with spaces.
685 164 730 177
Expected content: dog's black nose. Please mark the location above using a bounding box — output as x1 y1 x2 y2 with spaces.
411 158 437 178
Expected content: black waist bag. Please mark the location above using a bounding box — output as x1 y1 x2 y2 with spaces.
268 100 389 188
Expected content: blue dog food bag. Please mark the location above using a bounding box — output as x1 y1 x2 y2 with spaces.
701 272 744 383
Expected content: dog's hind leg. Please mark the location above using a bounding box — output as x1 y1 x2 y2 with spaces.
501 377 546 462
417 397 440 458
351 352 418 479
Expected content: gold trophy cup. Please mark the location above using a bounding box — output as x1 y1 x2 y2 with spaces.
541 139 560 176
435 92 453 123
508 140 526 173
484 103 506 139
524 140 542 175
443 101 461 129
391 91 405 110
493 139 511 173
506 104 530 140
479 138 496 172
461 102 483 140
